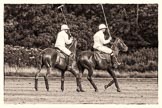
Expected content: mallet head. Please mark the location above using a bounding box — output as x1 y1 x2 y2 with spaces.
57 5 64 9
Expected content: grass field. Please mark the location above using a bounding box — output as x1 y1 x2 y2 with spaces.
4 77 158 104
4 65 158 104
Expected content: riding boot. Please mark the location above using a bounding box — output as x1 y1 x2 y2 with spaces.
111 55 121 68
67 53 74 70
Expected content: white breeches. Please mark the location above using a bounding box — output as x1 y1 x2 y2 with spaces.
96 46 113 54
56 46 71 56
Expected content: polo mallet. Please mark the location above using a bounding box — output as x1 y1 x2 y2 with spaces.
100 4 112 38
57 5 72 36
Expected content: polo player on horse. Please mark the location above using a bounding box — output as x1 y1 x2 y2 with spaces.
55 24 74 70
35 24 83 92
93 24 121 68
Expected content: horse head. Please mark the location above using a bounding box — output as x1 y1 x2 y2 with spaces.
111 37 128 55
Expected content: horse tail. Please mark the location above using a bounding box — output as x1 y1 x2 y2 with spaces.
42 54 52 68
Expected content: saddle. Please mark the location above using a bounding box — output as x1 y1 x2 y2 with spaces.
93 48 111 63
54 47 67 59
54 47 69 64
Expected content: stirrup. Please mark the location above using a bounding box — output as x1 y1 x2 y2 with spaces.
67 65 72 70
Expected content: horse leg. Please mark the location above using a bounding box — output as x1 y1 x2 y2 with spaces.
44 67 51 91
77 64 85 92
61 71 65 92
87 67 98 92
34 64 43 91
77 72 85 92
106 68 121 92
104 80 114 89
69 68 84 92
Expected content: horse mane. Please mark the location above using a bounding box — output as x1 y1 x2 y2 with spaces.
67 38 77 59
67 38 77 52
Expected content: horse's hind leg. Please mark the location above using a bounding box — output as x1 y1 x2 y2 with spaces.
76 64 85 92
44 67 51 91
35 64 43 91
61 71 65 92
106 68 121 92
77 72 84 92
87 67 98 92
104 80 114 89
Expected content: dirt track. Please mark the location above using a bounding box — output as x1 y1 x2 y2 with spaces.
4 77 158 104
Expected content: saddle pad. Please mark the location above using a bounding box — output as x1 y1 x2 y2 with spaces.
94 51 111 61
55 49 68 65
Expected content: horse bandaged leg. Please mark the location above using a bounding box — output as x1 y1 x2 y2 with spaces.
107 68 121 92
61 71 65 92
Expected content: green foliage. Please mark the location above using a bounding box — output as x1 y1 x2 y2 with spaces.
4 45 41 67
4 45 158 72
4 4 158 73
4 4 158 49
119 47 158 72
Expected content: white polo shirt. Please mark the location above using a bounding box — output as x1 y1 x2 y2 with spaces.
93 30 111 49
55 30 72 47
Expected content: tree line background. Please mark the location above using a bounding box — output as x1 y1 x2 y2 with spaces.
4 4 158 73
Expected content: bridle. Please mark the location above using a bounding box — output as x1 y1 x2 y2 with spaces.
111 38 120 50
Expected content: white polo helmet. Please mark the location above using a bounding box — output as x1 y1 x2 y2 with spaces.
99 24 107 30
61 24 70 30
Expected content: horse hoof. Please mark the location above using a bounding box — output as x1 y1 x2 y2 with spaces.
47 89 49 92
117 89 121 92
95 89 99 92
35 88 38 91
80 89 85 92
76 88 80 92
104 85 108 89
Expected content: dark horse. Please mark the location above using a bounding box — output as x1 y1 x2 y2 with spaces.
34 38 82 91
77 37 128 92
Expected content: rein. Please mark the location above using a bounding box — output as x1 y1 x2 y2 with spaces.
67 38 77 59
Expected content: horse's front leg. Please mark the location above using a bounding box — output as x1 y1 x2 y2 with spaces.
69 68 85 92
61 71 65 92
106 68 121 92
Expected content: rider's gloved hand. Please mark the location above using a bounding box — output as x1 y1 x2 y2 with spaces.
70 36 74 41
